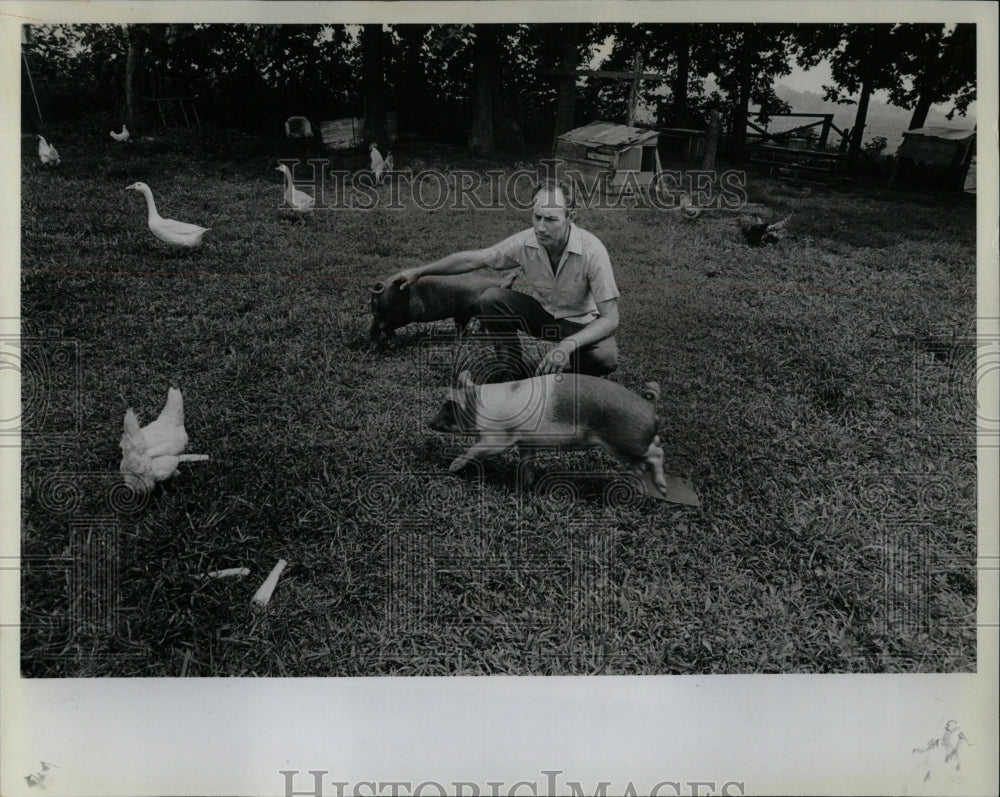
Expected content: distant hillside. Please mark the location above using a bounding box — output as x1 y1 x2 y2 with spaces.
766 85 975 150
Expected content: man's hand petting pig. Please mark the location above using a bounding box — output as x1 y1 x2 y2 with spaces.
391 269 420 289
536 339 578 375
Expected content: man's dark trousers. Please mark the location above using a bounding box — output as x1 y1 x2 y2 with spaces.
477 287 619 377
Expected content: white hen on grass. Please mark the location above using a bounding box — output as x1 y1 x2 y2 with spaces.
37 135 60 165
120 387 209 492
370 143 385 184
110 124 130 142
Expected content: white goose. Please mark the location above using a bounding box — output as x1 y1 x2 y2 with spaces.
126 182 210 248
110 124 130 143
37 135 60 166
276 164 315 216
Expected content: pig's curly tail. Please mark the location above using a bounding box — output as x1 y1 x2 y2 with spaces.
641 382 661 403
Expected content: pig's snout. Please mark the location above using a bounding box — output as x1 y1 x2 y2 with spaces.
428 406 454 433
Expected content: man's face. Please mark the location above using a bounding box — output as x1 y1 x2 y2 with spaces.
532 188 572 249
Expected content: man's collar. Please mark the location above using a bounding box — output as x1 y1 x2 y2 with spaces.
564 223 583 254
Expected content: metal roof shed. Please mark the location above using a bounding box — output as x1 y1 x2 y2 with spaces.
554 121 662 191
889 125 976 191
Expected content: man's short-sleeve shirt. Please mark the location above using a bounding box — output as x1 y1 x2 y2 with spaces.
483 224 619 324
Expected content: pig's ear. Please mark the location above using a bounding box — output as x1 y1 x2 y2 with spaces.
457 370 475 390
447 387 467 410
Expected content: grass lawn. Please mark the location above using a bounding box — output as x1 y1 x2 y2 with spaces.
18 127 978 675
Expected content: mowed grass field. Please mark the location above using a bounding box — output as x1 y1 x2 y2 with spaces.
19 128 978 676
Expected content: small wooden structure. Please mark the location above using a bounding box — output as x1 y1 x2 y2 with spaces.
553 121 662 191
658 128 707 160
964 154 976 194
285 116 314 138
321 112 398 150
889 126 976 192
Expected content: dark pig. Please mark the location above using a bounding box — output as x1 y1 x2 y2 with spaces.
429 369 670 499
369 270 518 342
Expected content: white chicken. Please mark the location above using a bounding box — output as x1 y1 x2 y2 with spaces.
37 135 60 166
275 164 315 216
126 182 210 248
678 192 702 220
110 124 130 143
370 143 385 184
384 151 394 175
120 387 209 493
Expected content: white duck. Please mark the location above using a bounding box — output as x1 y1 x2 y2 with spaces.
110 124 130 143
370 143 385 184
37 135 60 166
275 164 315 215
119 387 210 493
126 182 210 248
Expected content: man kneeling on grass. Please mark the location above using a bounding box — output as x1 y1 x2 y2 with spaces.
392 178 621 380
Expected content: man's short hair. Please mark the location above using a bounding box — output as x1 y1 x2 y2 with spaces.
531 178 577 213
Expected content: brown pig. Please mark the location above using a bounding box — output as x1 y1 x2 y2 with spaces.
428 369 669 498
369 270 518 342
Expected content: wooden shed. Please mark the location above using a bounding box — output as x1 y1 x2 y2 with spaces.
554 121 662 191
890 125 976 192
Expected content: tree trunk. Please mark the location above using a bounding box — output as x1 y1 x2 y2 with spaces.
553 23 579 138
125 28 145 126
396 25 430 136
907 94 934 130
849 77 872 157
468 25 500 155
731 29 755 162
626 52 642 126
671 25 690 128
701 109 720 170
361 24 387 145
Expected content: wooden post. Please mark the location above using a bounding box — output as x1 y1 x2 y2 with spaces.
819 115 832 149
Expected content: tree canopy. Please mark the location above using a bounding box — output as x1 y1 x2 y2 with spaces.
22 22 976 156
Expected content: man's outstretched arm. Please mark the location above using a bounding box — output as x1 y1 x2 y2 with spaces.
392 248 498 287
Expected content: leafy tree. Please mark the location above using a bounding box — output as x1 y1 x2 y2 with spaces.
796 24 908 157
709 24 795 160
23 25 128 123
890 23 976 129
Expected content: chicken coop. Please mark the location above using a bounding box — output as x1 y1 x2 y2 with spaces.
889 125 976 192
553 121 663 192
